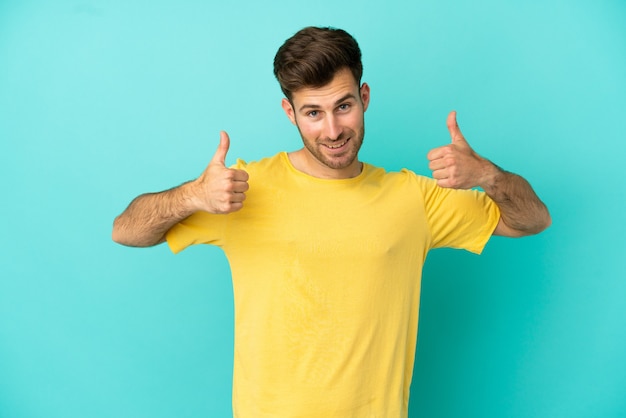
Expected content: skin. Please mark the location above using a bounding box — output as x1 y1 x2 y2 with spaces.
111 131 249 246
280 68 370 179
111 68 550 247
427 111 551 236
281 68 550 237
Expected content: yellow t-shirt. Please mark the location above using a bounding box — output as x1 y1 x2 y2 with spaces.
166 152 500 418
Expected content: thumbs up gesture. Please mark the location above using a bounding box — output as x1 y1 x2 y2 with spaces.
427 111 491 189
192 131 249 214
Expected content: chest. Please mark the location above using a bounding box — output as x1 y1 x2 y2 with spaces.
226 182 427 264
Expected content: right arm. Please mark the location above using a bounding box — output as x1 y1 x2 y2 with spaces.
111 131 249 247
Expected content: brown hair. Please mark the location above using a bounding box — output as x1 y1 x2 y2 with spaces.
273 26 363 100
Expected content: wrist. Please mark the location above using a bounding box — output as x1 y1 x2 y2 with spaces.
478 159 506 194
178 180 205 213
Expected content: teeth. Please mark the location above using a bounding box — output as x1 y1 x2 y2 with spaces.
326 141 346 149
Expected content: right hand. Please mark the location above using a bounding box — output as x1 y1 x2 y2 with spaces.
193 131 249 214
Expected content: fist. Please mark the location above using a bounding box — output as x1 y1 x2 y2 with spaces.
194 131 249 214
427 111 489 189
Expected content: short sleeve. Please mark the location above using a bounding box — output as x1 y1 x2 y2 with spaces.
165 211 227 253
419 175 500 254
165 159 249 254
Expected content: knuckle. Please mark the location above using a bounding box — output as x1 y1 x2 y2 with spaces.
220 202 232 213
444 145 455 154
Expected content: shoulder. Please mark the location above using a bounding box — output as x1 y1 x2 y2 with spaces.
232 152 288 174
363 164 435 188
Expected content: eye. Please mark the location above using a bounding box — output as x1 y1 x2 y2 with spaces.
307 110 319 118
338 103 351 112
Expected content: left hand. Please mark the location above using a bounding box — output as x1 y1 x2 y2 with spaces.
427 111 490 189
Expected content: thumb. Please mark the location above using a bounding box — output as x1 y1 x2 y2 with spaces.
211 131 230 165
447 111 466 144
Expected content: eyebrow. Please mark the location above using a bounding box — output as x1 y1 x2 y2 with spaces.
297 93 358 113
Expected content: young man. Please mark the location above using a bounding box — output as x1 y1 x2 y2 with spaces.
113 27 550 417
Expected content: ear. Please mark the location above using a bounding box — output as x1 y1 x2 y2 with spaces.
281 98 297 125
360 83 371 112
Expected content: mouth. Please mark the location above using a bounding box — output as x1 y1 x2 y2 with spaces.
322 138 350 151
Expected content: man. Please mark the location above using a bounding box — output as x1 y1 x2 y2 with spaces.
112 26 550 418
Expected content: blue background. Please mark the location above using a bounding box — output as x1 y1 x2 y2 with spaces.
1 0 625 417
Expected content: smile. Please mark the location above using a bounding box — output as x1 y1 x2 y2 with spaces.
323 139 349 149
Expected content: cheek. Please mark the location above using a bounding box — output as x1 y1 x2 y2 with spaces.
346 113 364 131
298 121 320 139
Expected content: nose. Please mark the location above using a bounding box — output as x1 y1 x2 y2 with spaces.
323 115 342 141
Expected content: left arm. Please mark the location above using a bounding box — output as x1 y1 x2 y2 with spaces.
427 111 551 238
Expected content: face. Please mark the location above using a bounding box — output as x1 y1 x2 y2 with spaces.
282 68 370 179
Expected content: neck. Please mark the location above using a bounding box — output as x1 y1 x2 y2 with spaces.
287 149 363 179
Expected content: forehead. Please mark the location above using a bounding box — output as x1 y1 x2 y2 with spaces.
291 68 360 110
